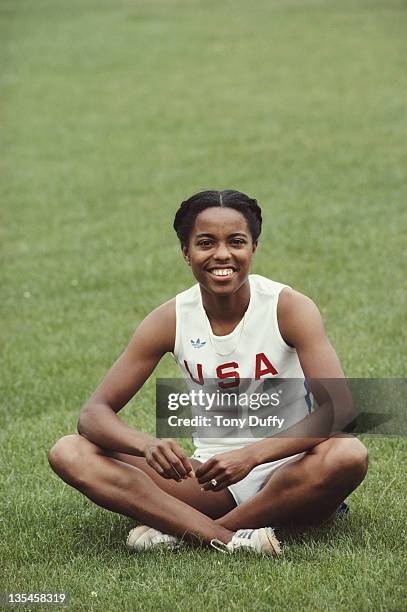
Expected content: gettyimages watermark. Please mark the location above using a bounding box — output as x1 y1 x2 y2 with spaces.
167 387 284 428
156 378 406 439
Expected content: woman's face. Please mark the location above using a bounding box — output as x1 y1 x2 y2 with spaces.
182 207 257 296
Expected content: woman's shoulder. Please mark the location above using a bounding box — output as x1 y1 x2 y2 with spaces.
277 286 319 314
135 298 176 355
147 281 199 326
250 275 322 347
277 286 323 347
148 297 176 326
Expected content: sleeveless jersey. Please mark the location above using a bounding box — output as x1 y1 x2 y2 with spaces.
173 274 310 455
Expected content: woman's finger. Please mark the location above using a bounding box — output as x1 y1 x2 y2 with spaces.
150 449 180 479
161 447 188 479
145 454 169 478
195 457 216 480
169 443 195 477
201 476 229 492
197 463 224 485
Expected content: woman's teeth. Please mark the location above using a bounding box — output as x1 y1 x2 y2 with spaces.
210 268 234 276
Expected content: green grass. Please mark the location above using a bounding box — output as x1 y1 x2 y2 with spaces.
1 0 406 610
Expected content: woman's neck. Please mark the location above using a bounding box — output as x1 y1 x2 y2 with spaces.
200 279 251 325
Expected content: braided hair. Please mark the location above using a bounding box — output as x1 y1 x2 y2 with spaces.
173 190 262 247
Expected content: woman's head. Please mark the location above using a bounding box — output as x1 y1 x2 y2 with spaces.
173 189 262 248
173 190 262 296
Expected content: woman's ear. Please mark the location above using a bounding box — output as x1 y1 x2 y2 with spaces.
252 240 258 254
182 246 191 265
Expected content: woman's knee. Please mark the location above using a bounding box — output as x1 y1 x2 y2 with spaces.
320 436 368 488
48 434 94 487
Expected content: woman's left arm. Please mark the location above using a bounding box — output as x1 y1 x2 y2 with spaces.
197 289 354 490
244 288 353 466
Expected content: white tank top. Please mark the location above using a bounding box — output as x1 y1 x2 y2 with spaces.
173 274 310 454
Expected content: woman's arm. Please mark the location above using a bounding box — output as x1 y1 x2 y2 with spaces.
77 299 176 456
196 289 354 489
242 288 353 466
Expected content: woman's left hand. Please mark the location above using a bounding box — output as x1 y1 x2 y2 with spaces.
195 448 256 492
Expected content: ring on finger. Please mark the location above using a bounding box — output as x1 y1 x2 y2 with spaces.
210 478 218 487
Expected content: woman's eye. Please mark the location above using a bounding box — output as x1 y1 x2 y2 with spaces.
198 240 213 247
231 239 245 245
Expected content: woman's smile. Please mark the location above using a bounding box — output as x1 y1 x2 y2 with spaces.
207 266 236 279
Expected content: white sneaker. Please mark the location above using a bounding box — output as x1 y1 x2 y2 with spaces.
126 525 180 551
210 528 282 556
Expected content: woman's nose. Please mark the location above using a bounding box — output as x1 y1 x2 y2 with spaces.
213 243 231 260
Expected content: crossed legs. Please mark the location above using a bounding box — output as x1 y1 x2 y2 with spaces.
216 435 368 531
48 434 368 545
48 435 235 545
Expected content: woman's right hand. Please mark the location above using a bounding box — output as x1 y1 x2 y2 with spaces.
143 438 195 481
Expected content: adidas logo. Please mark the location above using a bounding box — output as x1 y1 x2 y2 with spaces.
191 338 206 349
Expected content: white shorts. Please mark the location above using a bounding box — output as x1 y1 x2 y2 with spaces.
191 449 305 506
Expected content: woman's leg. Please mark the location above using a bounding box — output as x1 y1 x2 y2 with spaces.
48 434 236 544
216 435 368 530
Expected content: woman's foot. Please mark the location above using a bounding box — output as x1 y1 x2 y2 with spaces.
127 525 181 551
211 527 282 556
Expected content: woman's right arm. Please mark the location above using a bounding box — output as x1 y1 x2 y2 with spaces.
77 299 176 457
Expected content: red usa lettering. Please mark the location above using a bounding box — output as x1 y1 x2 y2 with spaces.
255 352 278 378
184 354 278 387
216 362 239 389
184 360 204 385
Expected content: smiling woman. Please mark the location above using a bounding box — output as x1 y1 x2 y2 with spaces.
175 191 260 334
48 189 368 556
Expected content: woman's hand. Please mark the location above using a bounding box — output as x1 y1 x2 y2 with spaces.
143 438 195 481
195 448 256 492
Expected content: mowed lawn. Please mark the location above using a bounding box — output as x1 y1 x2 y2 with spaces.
1 0 406 610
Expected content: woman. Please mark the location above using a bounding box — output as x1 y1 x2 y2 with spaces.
48 189 368 556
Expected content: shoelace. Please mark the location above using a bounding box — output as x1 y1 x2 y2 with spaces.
210 538 230 553
210 530 255 553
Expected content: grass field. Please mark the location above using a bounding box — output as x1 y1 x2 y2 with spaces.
1 0 406 610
